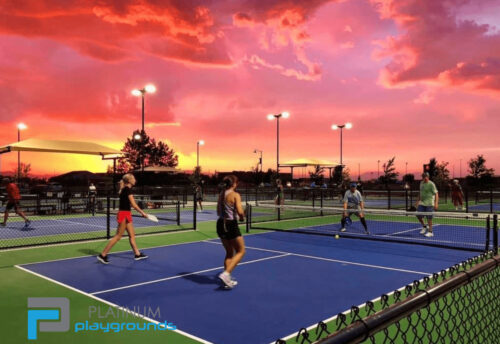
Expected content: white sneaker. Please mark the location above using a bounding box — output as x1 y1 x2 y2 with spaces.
340 228 346 232
424 232 434 237
224 278 238 289
420 227 428 235
218 272 233 288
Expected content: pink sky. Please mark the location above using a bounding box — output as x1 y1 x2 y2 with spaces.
0 0 499 179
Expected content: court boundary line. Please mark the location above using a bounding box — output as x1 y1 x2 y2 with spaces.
91 253 291 295
14 264 214 344
203 241 432 275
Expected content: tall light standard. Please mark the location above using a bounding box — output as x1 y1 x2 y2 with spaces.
331 122 352 179
377 160 381 178
267 111 290 176
17 123 27 181
197 140 205 168
253 149 263 173
405 162 408 176
131 84 156 132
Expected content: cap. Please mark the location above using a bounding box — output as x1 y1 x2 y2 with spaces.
350 182 357 188
422 172 430 178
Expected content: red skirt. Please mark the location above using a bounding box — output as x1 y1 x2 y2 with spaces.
117 211 133 224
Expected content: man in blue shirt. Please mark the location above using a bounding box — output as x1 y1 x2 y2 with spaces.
341 182 369 234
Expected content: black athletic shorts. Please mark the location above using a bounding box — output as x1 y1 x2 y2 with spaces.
216 218 241 240
6 201 20 211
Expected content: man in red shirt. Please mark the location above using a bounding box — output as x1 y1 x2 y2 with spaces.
1 178 30 227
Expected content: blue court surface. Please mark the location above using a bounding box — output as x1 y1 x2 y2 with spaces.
18 231 476 344
468 203 500 212
0 210 218 239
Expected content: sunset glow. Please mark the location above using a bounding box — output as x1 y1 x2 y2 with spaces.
1 0 499 178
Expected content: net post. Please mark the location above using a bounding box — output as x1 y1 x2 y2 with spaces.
493 214 498 254
193 192 197 230
106 195 111 239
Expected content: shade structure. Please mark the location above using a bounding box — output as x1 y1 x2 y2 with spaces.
0 138 122 157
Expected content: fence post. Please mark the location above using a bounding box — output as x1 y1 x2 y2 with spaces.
465 188 469 213
387 188 391 210
193 192 197 230
405 189 409 210
176 201 181 226
106 195 111 239
490 189 494 214
493 214 498 254
486 215 491 252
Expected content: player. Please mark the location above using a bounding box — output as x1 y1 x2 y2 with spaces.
416 172 439 237
217 175 246 289
450 179 464 211
97 174 148 264
195 184 203 212
340 182 368 234
275 179 284 209
1 178 30 228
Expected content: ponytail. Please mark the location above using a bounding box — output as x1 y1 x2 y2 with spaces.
119 173 135 194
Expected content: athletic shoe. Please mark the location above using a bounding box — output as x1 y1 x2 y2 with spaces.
365 229 370 235
218 272 233 288
24 220 31 228
424 232 434 238
420 227 428 235
97 254 109 264
224 279 238 289
340 228 346 232
134 252 148 261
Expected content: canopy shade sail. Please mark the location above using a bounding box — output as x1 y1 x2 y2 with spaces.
280 158 339 168
0 139 122 157
133 166 182 173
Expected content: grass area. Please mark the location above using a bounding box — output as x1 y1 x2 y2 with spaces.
0 217 241 344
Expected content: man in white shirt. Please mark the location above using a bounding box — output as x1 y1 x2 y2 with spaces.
341 182 369 234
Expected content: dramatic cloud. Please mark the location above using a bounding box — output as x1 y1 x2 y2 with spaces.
371 0 500 94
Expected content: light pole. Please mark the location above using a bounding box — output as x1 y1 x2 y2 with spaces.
253 149 263 173
197 140 205 168
267 111 290 176
17 123 27 181
131 84 156 132
377 160 381 178
331 122 352 180
405 162 408 176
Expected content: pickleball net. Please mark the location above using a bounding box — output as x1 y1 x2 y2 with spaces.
97 198 181 225
247 204 496 252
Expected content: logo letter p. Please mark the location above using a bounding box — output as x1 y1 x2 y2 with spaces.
27 298 69 340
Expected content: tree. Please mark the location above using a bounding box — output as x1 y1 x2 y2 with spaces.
189 166 202 185
13 163 31 180
379 157 399 185
468 155 495 186
331 165 350 186
117 130 178 174
468 155 494 179
402 173 415 184
434 161 450 188
309 165 325 184
427 158 438 179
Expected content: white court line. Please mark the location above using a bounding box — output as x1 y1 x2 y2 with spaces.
202 241 432 275
91 253 290 295
14 264 214 344
386 224 441 236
